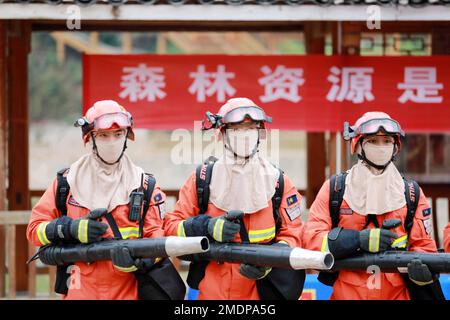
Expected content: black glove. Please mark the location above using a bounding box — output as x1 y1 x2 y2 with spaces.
408 259 434 286
69 218 108 244
111 246 139 273
44 216 75 243
207 215 241 242
359 228 398 253
239 263 272 280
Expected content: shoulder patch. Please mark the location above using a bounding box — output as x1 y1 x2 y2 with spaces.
158 202 166 220
423 218 433 235
286 194 299 207
422 208 432 218
153 193 163 203
285 205 301 221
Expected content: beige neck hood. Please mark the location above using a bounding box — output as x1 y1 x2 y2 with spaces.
209 149 280 214
343 160 406 216
66 152 144 213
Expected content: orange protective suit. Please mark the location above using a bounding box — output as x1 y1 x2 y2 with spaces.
164 172 303 300
302 179 437 300
444 223 450 253
27 176 166 300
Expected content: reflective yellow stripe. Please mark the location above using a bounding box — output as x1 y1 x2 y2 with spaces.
213 218 225 242
369 229 380 253
114 265 138 273
410 278 434 286
37 222 51 246
78 220 89 243
392 235 408 249
248 226 276 243
177 221 186 237
321 233 329 252
119 227 139 239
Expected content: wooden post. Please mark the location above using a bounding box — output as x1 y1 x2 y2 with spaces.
90 32 99 51
27 244 36 298
304 22 326 208
7 20 32 293
327 22 362 177
48 266 56 298
156 34 166 54
56 37 65 64
7 225 16 299
0 21 7 298
122 32 132 53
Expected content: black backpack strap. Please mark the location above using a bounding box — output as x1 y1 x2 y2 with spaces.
55 168 70 216
328 172 348 229
195 156 218 215
271 168 284 235
104 212 122 240
403 177 420 236
139 174 157 238
318 171 349 288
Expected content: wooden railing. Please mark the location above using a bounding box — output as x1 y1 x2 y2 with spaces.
0 210 57 299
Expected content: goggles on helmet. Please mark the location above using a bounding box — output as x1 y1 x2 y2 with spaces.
343 118 405 141
223 106 272 124
202 106 272 131
75 112 133 137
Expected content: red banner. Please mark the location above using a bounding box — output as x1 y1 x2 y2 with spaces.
83 54 450 132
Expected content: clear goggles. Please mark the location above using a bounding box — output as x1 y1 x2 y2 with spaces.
222 106 272 124
75 112 132 136
343 118 405 141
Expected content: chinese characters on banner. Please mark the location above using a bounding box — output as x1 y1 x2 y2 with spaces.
82 55 450 132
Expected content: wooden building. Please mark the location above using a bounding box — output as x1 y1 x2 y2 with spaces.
1 0 449 297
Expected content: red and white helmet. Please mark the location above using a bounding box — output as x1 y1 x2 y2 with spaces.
202 97 272 132
343 111 405 154
75 100 134 144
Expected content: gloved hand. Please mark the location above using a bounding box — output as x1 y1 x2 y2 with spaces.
134 257 162 275
407 259 434 286
207 215 240 243
111 246 139 273
359 228 398 253
239 263 272 280
69 218 108 244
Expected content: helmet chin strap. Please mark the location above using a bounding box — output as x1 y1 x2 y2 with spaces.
91 129 129 165
224 130 260 162
358 140 397 171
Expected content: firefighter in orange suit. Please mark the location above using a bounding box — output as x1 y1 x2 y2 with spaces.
164 97 304 300
444 223 450 253
302 111 444 300
27 100 166 300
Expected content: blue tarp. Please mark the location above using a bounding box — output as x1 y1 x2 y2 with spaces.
187 273 450 300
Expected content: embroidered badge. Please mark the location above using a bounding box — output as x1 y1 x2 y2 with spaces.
153 193 162 203
286 194 298 207
285 205 301 221
422 208 432 217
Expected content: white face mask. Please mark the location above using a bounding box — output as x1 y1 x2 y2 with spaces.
94 136 126 164
226 129 259 158
362 142 394 166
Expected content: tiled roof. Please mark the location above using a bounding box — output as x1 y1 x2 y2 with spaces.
2 0 449 6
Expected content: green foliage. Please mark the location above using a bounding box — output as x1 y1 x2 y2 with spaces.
28 32 82 123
